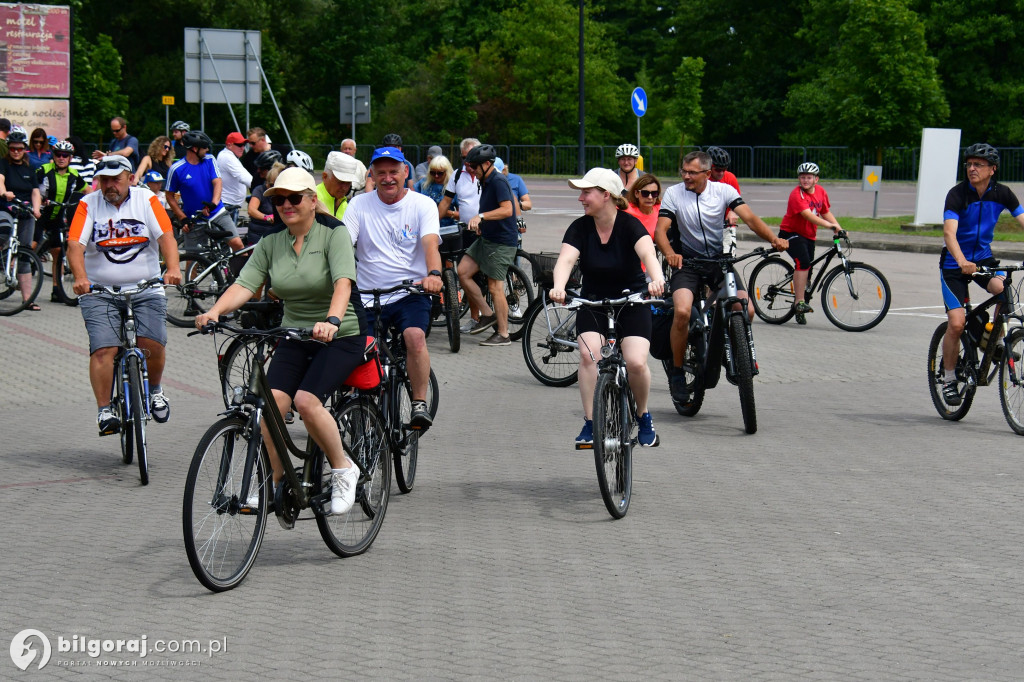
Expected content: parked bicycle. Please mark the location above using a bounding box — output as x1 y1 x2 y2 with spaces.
88 278 166 485
927 263 1024 434
748 230 891 331
566 291 666 519
33 196 82 306
0 199 43 315
184 322 391 592
514 251 582 387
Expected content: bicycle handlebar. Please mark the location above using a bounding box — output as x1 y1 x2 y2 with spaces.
565 291 669 309
974 264 1024 276
685 246 771 267
362 280 428 297
189 320 317 343
87 277 166 297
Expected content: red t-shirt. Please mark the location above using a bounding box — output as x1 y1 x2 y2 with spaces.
779 185 831 240
710 170 740 194
625 203 659 238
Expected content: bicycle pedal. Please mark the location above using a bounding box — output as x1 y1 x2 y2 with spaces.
575 443 593 450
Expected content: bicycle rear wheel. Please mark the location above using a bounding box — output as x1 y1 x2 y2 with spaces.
55 244 79 306
443 268 461 353
821 263 891 331
728 315 757 434
927 322 975 420
0 249 43 315
522 299 579 387
593 372 632 519
315 397 391 557
165 253 225 328
998 328 1024 435
127 355 150 485
749 256 796 324
183 416 269 592
495 264 533 336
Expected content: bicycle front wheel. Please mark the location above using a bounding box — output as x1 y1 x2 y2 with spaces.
999 328 1024 435
0 249 43 316
749 256 796 324
522 299 579 387
165 253 225 328
316 397 392 557
115 365 133 465
927 322 975 420
219 336 275 409
821 262 891 331
728 315 757 434
183 416 269 592
443 268 461 353
593 372 632 519
127 355 150 485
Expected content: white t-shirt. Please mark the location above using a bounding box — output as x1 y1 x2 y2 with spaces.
215 148 253 207
659 180 744 258
445 165 480 221
67 186 174 291
344 189 441 305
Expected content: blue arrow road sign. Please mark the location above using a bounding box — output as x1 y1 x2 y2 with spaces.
631 87 647 117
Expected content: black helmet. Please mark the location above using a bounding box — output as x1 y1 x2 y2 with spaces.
381 133 403 147
6 130 27 146
465 144 497 166
964 143 1000 166
707 146 731 168
255 149 283 170
182 130 212 150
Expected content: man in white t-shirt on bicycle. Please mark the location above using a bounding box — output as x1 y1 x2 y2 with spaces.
344 147 443 429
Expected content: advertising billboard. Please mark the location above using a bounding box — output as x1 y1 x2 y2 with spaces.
0 3 71 98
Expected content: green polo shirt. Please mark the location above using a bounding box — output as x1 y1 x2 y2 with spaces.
316 182 348 220
235 219 362 338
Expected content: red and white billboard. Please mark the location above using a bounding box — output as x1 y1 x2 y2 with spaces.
0 3 71 99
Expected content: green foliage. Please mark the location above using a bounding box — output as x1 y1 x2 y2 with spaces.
655 57 705 147
71 33 129 141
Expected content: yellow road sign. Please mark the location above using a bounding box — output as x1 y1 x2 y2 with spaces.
162 96 175 106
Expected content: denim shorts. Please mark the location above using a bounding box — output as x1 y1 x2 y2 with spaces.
79 290 167 354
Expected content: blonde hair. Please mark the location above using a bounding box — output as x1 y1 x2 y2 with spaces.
612 194 629 210
424 155 454 189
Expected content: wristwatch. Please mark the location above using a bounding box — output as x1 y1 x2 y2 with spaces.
324 316 341 326
428 270 442 277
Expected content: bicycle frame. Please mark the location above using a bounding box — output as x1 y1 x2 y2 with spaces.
956 269 1023 388
111 290 151 420
796 236 850 300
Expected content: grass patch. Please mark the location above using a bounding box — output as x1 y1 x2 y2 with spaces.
763 215 1024 241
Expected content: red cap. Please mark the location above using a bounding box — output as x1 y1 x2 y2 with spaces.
225 132 246 145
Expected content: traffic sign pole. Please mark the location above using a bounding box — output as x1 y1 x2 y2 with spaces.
162 95 175 138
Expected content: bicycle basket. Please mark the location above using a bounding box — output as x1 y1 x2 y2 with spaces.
529 251 582 289
343 336 382 390
440 228 463 256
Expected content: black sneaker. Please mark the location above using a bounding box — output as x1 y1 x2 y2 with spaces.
409 400 432 430
50 289 61 303
942 380 962 406
468 314 497 335
669 368 689 404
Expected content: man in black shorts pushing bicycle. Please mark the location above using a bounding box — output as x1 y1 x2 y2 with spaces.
654 150 787 404
939 143 1024 405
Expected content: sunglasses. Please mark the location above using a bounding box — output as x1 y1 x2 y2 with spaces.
270 193 308 207
429 170 446 177
638 189 659 198
52 151 72 159
111 127 123 133
96 160 127 171
163 144 171 149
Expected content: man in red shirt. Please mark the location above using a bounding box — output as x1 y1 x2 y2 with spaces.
778 162 842 324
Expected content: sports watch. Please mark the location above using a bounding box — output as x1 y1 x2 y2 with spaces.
324 316 341 326
428 270 442 277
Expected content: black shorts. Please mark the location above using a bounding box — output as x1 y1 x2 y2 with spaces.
779 230 814 270
575 302 652 340
670 261 746 298
940 257 1002 311
265 335 366 403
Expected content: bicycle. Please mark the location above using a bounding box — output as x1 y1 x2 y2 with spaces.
0 199 44 315
88 277 166 485
514 251 582 387
748 230 891 331
33 197 82 306
428 224 466 353
927 264 1024 434
184 322 391 592
364 282 440 493
663 248 770 434
566 291 666 519
216 299 284 408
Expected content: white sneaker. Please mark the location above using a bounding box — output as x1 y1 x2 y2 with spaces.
330 466 359 515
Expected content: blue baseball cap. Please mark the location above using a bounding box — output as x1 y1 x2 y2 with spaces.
494 157 505 172
142 170 164 184
370 146 406 165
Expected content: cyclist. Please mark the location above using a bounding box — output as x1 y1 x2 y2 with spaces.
141 171 170 211
194 167 367 515
170 120 190 160
317 151 360 220
707 146 741 228
615 143 641 195
286 149 315 176
655 150 788 405
364 134 416 191
0 129 43 310
247 152 285 244
36 139 87 301
495 157 531 237
67 155 182 434
777 162 842 324
344 146 443 427
437 138 482 330
164 130 245 253
216 132 253 225
548 167 665 447
939 143 1024 405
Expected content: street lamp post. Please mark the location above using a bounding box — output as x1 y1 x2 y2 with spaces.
578 0 585 176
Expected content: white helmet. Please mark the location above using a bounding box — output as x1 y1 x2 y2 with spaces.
797 162 820 176
615 143 639 159
286 150 314 174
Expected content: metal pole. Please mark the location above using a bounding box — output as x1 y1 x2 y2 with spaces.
351 86 356 141
165 106 169 138
199 37 242 132
636 116 640 162
199 32 205 131
246 39 294 149
873 191 879 219
577 0 585 175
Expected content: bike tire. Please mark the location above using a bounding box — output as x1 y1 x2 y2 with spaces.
664 330 707 416
821 262 891 332
927 322 975 420
55 244 79 306
748 256 796 324
127 355 150 485
999 328 1024 436
389 373 419 494
522 299 579 387
165 253 226 328
316 397 392 557
496 264 534 336
219 336 275 409
0 249 43 316
116 361 133 465
443 268 461 353
182 416 269 592
593 372 632 519
728 314 758 434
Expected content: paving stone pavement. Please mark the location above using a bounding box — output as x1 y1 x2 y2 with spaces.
3 209 1024 680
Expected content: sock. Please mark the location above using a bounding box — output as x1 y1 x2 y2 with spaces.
944 370 956 383
151 385 162 394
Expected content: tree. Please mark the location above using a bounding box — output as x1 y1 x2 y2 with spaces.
72 33 129 141
784 0 949 153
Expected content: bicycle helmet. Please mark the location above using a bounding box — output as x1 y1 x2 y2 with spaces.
381 133 403 147
797 162 820 176
964 143 1000 166
464 143 497 166
51 140 74 153
255 149 283 170
286 149 314 173
182 130 212 150
47 135 58 146
7 129 27 145
615 143 639 159
10 124 26 137
171 120 191 132
142 170 164 184
707 146 731 168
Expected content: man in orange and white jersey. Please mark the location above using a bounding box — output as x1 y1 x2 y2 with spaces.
67 155 182 435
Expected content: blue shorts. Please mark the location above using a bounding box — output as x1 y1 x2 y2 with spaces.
79 290 168 355
364 293 431 336
940 257 1003 311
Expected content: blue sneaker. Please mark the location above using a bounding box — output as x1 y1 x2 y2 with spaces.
636 412 659 447
575 419 593 449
